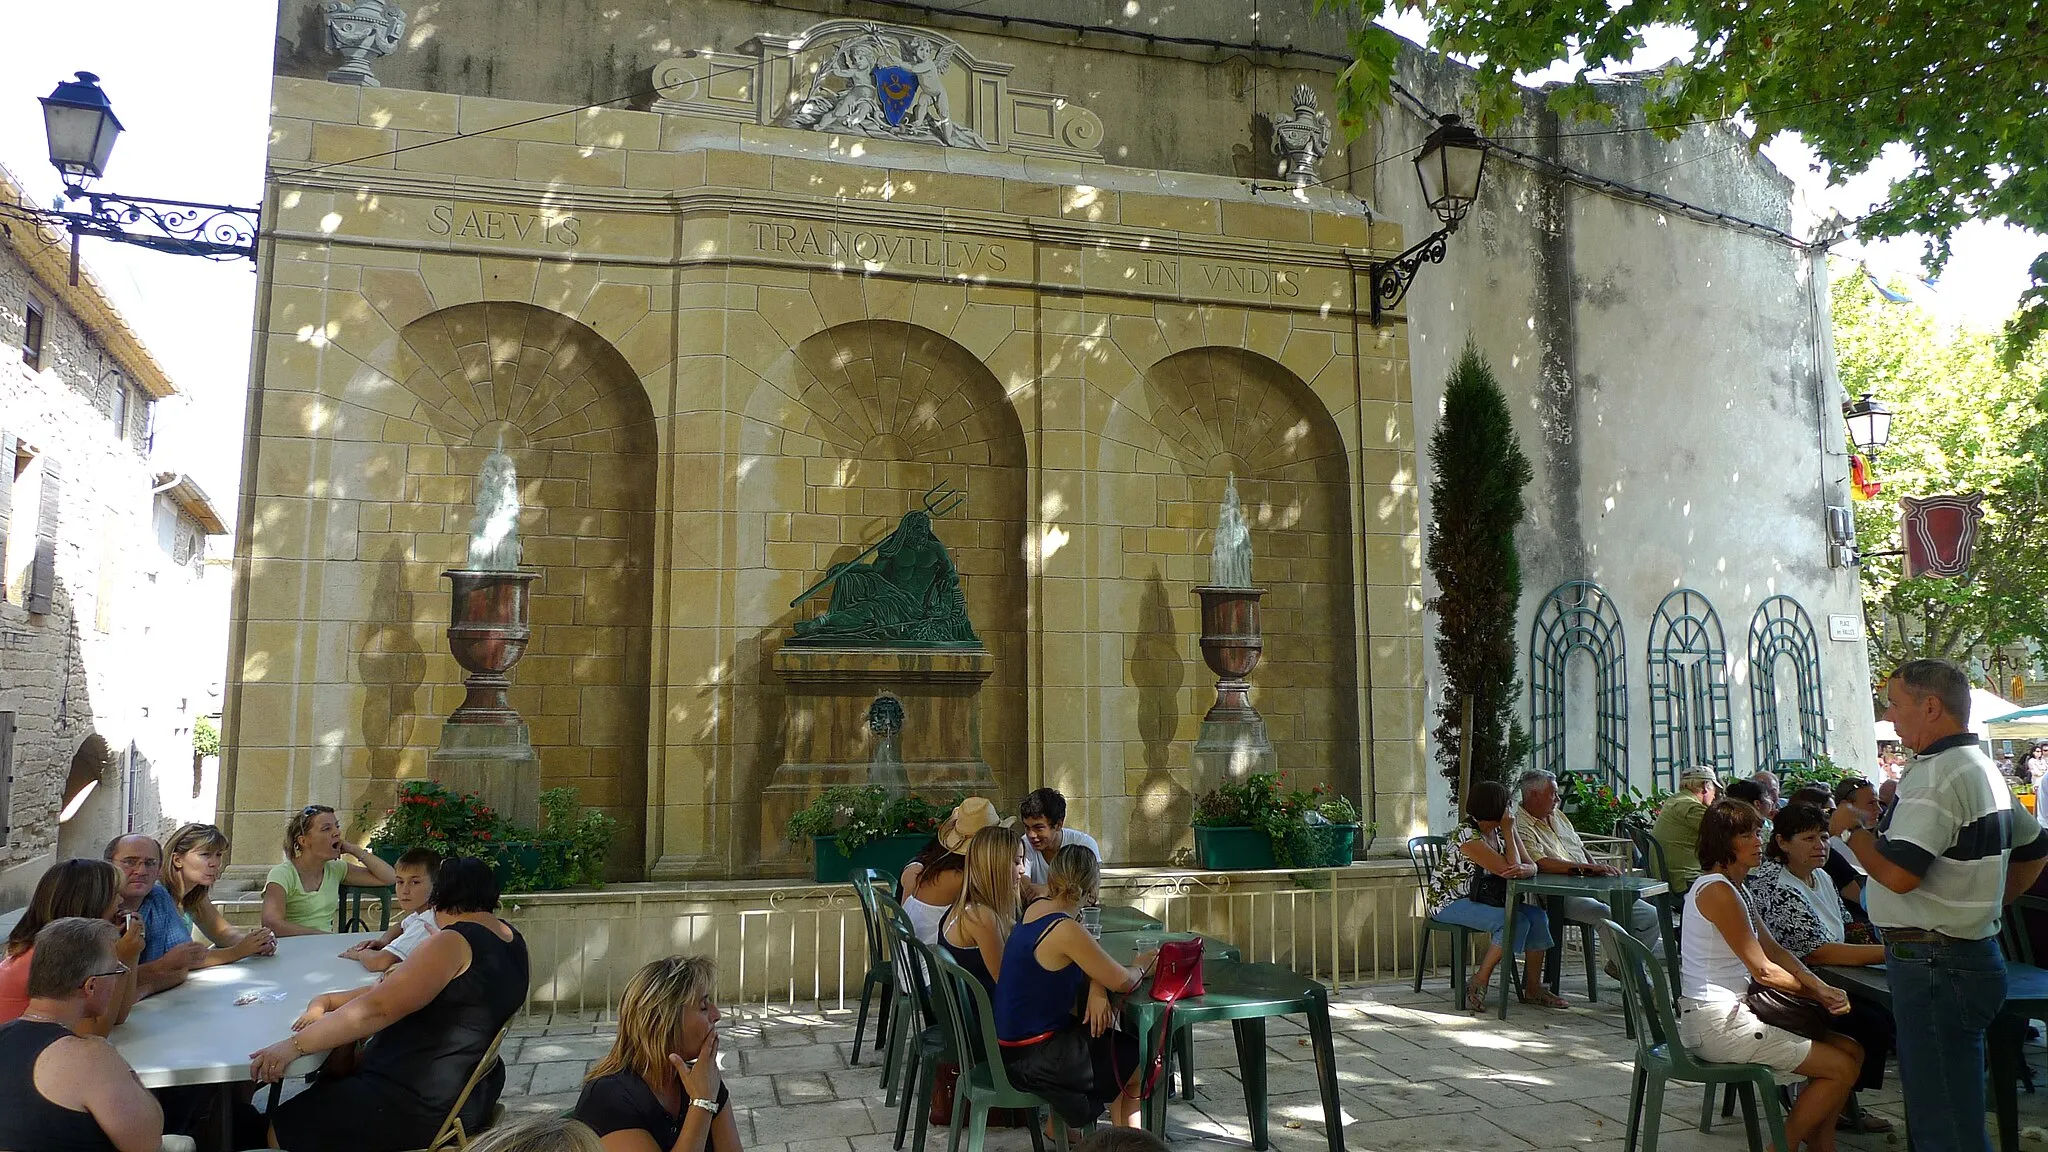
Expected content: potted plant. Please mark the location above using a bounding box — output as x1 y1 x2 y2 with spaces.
363 779 617 891
1191 773 1370 869
786 785 957 884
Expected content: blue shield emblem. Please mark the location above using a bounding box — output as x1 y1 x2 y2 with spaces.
874 66 918 125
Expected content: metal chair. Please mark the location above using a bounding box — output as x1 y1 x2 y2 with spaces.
1406 835 1490 1006
1596 918 1788 1152
850 867 897 1065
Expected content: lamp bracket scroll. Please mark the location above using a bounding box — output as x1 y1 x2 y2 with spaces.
52 189 259 263
1368 225 1453 324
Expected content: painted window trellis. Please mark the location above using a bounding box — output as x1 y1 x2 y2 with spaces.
1748 595 1828 771
1530 579 1629 791
1646 588 1734 793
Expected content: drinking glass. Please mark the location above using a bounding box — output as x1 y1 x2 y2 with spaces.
1080 905 1102 938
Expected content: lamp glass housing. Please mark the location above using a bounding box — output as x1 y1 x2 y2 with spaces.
1414 115 1487 225
1843 393 1893 455
40 72 122 184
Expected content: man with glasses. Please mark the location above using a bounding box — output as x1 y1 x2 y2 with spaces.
0 917 166 1152
104 835 205 996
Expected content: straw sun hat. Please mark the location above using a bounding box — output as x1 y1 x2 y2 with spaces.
937 796 1001 852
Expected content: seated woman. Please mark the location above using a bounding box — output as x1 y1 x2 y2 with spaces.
993 845 1153 1131
1681 800 1861 1152
940 825 1026 991
898 798 999 945
1745 802 1895 1134
1420 779 1566 1012
573 956 739 1152
249 857 529 1152
262 805 398 936
161 824 276 967
0 860 142 1033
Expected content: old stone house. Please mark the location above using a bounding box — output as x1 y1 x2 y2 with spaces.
0 163 230 905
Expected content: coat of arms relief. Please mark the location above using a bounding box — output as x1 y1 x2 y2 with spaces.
648 20 1104 162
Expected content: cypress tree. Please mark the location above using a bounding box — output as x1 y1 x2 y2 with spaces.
1425 342 1534 802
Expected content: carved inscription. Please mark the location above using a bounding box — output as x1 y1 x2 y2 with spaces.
1135 256 1301 298
747 221 1008 274
428 204 582 246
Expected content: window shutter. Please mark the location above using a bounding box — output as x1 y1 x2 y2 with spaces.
0 431 14 558
0 710 13 844
26 458 59 614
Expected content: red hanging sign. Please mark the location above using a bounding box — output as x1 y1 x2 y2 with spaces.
1901 494 1985 579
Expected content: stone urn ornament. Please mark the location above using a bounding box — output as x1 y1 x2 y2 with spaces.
443 449 538 725
323 0 407 87
1272 84 1332 186
1195 474 1265 723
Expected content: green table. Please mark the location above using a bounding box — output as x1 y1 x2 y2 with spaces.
1096 904 1165 933
1120 959 1345 1151
1101 930 1240 965
1498 872 1672 1020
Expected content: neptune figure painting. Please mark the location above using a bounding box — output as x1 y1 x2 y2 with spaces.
791 510 982 647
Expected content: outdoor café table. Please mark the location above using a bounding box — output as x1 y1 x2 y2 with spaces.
115 932 379 1085
1095 904 1166 933
1119 959 1345 1152
1497 872 1673 1021
1822 960 2048 1152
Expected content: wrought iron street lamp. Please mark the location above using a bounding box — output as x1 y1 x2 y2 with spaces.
1842 393 1893 455
4 73 261 283
1369 114 1488 323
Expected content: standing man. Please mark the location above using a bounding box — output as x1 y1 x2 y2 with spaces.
1649 767 1719 891
1509 770 1664 964
1018 788 1101 888
103 836 205 997
1842 659 2048 1152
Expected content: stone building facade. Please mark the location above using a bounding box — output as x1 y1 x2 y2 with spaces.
225 0 1870 879
0 165 231 905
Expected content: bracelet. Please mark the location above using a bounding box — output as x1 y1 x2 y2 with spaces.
689 1098 720 1116
289 1035 307 1056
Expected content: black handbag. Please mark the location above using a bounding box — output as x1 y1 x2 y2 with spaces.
1744 981 1834 1040
1468 871 1508 907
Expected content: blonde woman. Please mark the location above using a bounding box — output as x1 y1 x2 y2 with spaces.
262 805 397 936
162 823 275 966
939 825 1025 991
993 845 1155 1130
574 957 741 1152
468 1118 607 1152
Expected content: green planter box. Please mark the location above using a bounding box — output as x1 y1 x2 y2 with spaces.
812 832 932 884
1193 825 1276 870
1282 823 1360 868
367 840 574 891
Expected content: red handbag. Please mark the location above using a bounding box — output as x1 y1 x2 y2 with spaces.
1115 936 1204 1100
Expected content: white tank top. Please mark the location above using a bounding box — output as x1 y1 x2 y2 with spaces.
903 892 949 945
1680 872 1759 1003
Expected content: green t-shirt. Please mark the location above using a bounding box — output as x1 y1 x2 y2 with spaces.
266 859 348 932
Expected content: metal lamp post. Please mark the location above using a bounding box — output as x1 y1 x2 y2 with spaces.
5 73 262 283
1369 114 1489 322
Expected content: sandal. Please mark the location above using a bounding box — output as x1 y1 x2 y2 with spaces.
1464 982 1487 1013
1518 987 1569 1009
1836 1113 1894 1133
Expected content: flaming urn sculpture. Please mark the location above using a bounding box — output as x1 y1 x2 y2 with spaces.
1192 475 1274 790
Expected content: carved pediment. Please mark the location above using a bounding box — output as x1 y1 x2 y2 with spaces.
649 20 1104 163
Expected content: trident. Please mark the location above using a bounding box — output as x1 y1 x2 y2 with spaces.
789 481 964 607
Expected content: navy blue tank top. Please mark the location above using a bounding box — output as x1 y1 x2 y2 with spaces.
939 907 995 993
993 912 1085 1041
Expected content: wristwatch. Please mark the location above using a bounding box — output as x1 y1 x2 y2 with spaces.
689 1098 720 1116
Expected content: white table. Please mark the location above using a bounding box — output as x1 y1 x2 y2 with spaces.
113 933 380 1088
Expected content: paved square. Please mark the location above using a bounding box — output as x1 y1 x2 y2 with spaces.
498 973 2048 1151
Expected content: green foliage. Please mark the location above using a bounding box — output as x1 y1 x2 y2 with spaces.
363 779 616 892
1837 274 2048 673
1425 343 1534 801
1315 0 2048 364
784 786 957 858
191 716 220 760
1558 773 1660 838
1777 753 1854 793
1192 773 1373 867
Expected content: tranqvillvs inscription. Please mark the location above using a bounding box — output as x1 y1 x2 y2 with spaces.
747 221 1008 273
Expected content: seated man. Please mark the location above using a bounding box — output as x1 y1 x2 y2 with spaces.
1649 766 1718 892
103 836 205 997
1020 788 1101 890
0 917 165 1152
1510 770 1664 962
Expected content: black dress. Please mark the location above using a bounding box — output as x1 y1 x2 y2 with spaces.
574 1073 728 1149
272 920 529 1152
0 1019 118 1152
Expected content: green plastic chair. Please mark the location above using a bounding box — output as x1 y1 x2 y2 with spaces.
1595 918 1788 1152
1622 820 1684 986
928 948 1076 1152
850 868 896 1065
1406 835 1492 1005
338 883 392 933
869 888 923 1104
874 892 956 1152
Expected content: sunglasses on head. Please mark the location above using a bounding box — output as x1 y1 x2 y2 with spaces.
301 806 334 817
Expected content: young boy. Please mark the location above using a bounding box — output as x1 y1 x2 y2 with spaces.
340 848 440 971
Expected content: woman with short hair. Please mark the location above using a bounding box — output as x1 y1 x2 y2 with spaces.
249 857 529 1152
573 956 740 1152
1681 800 1861 1152
1419 779 1564 1012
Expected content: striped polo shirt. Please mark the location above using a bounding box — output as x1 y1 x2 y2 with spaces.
1869 732 2048 939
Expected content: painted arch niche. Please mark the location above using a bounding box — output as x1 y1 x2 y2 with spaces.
731 318 1029 872
370 301 657 874
1109 345 1360 860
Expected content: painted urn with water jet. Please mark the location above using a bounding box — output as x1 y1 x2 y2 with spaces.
1192 475 1274 795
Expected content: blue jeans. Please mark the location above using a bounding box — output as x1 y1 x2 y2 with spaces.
1886 934 2004 1152
1434 898 1554 951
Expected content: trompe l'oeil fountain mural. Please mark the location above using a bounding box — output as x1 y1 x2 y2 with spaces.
1193 475 1274 791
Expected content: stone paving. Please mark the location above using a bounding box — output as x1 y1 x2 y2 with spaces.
499 972 2048 1152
